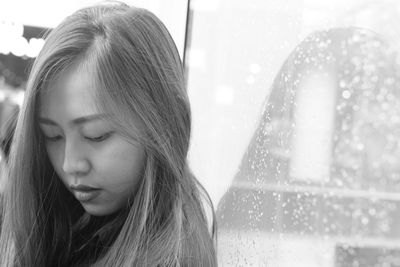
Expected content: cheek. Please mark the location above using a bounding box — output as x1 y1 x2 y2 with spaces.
96 144 145 191
45 143 63 173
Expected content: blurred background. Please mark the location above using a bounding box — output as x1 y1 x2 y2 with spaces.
2 0 400 266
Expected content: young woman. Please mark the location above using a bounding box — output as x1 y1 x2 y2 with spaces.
0 2 217 266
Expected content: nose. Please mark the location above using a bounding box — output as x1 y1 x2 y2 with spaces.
62 139 91 176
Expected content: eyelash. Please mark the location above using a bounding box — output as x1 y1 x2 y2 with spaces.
44 135 62 142
85 132 112 142
43 132 113 143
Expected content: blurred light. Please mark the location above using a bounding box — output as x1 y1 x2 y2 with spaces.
0 22 45 57
0 20 23 38
246 75 256 85
10 36 28 57
0 39 11 55
0 90 6 102
27 38 45 58
249 63 261 74
11 90 25 107
0 20 45 58
342 90 351 99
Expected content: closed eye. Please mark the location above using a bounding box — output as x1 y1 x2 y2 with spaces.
43 135 63 142
85 132 113 142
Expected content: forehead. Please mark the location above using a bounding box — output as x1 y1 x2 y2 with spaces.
39 67 99 117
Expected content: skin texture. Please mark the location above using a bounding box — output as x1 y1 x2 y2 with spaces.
38 67 145 216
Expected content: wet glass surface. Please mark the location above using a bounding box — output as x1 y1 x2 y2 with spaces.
187 1 400 265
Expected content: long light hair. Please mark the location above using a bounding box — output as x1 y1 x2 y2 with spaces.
0 2 217 266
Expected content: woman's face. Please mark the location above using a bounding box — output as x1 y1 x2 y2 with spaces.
38 67 145 216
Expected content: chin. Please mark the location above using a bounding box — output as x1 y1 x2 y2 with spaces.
81 203 117 216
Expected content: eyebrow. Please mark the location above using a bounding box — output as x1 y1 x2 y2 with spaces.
38 114 107 126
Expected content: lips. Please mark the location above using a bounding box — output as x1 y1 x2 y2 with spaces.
70 184 101 202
